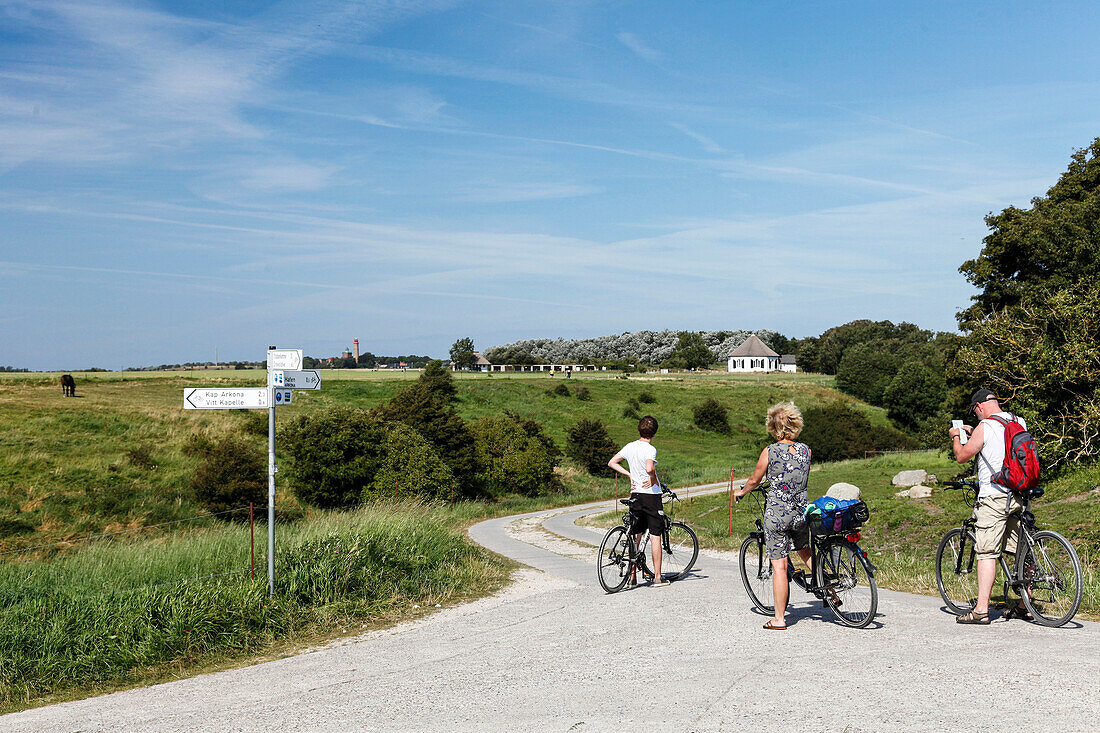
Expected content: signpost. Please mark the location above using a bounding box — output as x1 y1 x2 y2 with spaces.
183 346 320 595
270 370 320 390
184 388 269 410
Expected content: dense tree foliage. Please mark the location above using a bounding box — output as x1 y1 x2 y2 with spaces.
367 423 455 502
280 408 389 508
373 368 479 494
449 338 477 370
950 140 1100 468
188 436 266 517
800 403 916 462
484 345 537 365
566 418 617 476
664 332 715 370
882 362 947 429
485 329 784 366
472 417 560 496
958 138 1100 328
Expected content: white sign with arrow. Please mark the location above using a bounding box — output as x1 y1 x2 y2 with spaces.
267 348 303 371
184 388 269 410
271 370 321 390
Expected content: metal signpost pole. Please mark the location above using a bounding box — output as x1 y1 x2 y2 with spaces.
267 346 276 597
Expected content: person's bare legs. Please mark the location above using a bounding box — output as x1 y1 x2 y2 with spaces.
771 556 789 626
651 534 663 582
796 547 812 576
630 533 643 584
974 557 997 615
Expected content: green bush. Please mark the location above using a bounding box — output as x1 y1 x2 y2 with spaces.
503 411 562 461
471 417 560 497
548 382 570 397
566 418 617 477
637 391 656 404
366 423 455 502
279 408 388 509
574 386 592 401
622 404 641 420
882 362 946 429
374 380 480 496
188 435 265 517
800 402 916 462
693 398 730 434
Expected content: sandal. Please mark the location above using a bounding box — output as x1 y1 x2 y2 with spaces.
1003 605 1034 621
956 610 990 625
763 619 787 630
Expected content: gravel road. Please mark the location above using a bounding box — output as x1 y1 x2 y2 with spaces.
5 487 1098 732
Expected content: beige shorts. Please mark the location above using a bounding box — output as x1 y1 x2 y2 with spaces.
974 493 1023 560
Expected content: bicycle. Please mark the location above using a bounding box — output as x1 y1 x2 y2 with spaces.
737 484 878 628
597 485 699 593
935 480 1083 627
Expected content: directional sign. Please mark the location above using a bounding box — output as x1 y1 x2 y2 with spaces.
280 370 321 390
184 388 269 410
267 349 302 371
273 389 292 405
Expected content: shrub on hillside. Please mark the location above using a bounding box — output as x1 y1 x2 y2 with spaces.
622 404 640 420
693 398 730 434
374 380 481 496
800 402 916 462
548 382 571 397
279 408 388 509
472 417 560 497
417 359 457 402
366 423 455 502
574 386 592 401
189 435 265 517
503 410 562 461
566 418 617 477
637 391 656 404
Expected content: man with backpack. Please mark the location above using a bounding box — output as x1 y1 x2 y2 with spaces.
948 389 1038 624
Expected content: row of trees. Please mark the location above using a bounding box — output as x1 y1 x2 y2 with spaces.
481 329 790 368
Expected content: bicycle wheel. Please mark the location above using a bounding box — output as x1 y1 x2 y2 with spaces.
597 527 632 593
660 522 699 581
1017 530 1083 627
738 535 774 612
817 539 877 628
935 527 979 615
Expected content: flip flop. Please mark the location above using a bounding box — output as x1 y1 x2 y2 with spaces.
763 619 787 630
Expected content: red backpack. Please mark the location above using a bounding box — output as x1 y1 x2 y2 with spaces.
980 414 1041 496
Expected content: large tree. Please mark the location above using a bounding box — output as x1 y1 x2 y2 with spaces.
664 331 714 370
950 139 1100 468
958 138 1100 328
449 337 477 370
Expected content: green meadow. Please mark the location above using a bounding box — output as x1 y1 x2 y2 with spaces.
1 369 1096 711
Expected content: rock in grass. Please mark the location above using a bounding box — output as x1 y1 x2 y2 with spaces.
826 483 861 500
894 484 933 499
891 469 928 487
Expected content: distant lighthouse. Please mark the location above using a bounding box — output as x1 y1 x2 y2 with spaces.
353 339 360 364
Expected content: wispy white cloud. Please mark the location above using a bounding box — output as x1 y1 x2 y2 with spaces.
453 182 602 203
616 32 662 62
669 123 725 154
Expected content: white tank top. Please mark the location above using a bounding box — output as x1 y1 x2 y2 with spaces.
977 412 1027 498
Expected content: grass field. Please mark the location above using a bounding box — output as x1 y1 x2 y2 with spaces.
0 368 872 549
2 369 1096 710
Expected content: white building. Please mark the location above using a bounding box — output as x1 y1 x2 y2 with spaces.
727 334 781 372
779 354 798 373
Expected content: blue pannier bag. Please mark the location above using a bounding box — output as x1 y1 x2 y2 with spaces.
804 497 869 535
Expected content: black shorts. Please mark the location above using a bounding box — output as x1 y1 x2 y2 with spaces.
629 493 666 536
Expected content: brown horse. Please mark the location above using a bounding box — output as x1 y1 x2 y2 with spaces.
61 374 76 397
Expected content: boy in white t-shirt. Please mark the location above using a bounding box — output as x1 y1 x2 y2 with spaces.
607 416 669 587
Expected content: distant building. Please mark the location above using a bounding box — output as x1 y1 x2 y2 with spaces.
727 334 781 372
779 354 798 373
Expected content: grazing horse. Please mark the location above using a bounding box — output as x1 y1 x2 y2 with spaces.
61 374 76 397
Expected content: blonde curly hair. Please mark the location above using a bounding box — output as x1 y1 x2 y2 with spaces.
766 401 803 441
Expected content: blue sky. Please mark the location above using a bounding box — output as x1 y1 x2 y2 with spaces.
2 1 1098 370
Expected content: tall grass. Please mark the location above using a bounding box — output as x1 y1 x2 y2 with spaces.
0 503 509 713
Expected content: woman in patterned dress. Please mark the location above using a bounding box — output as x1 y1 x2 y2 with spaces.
734 402 812 629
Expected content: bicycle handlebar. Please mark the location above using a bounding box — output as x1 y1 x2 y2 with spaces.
943 480 978 490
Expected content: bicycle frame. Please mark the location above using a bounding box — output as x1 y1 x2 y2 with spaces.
947 482 1039 595
743 487 874 601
